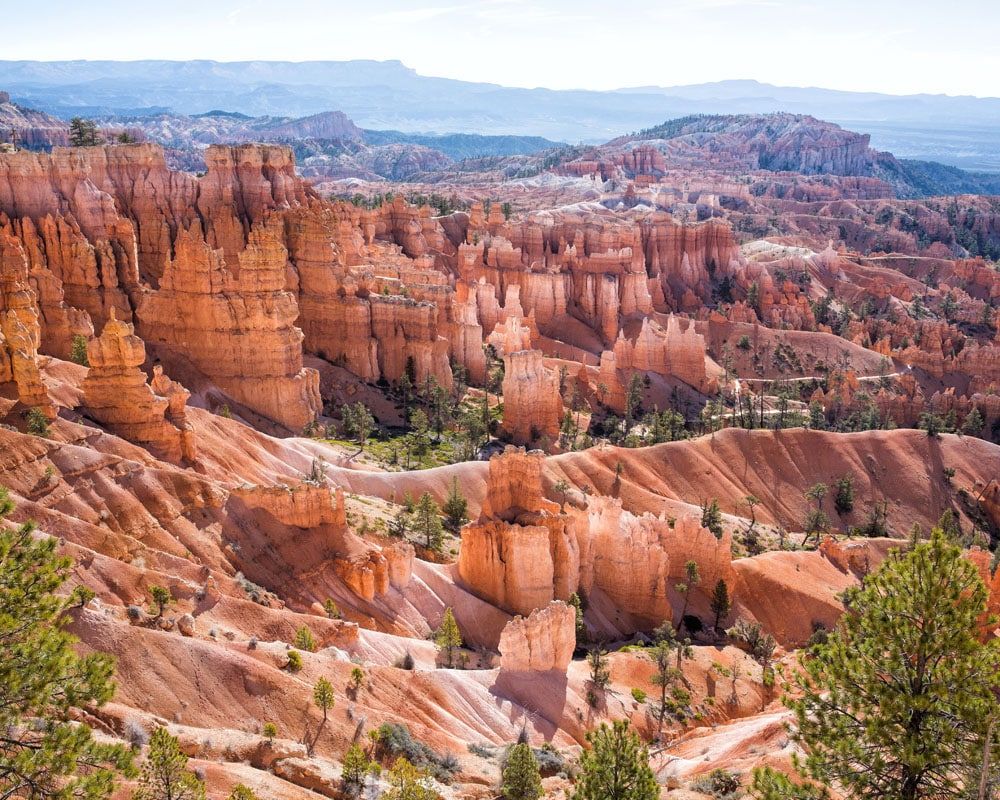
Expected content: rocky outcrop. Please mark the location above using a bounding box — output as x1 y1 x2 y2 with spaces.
580 497 734 627
80 312 195 463
459 448 579 616
226 482 412 604
498 601 575 673
0 94 69 150
501 349 562 446
610 315 709 391
137 221 321 431
0 228 53 417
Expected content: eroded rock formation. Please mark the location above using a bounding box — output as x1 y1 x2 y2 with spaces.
81 312 195 463
0 227 53 417
501 350 562 446
498 601 575 673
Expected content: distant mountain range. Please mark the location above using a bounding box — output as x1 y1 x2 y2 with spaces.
2 60 1000 172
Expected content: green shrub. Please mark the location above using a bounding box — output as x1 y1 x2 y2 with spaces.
294 626 317 652
286 650 303 672
691 768 742 799
25 407 50 436
630 687 647 703
375 723 457 782
70 335 90 366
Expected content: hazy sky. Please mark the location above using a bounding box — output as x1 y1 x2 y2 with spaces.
4 0 999 97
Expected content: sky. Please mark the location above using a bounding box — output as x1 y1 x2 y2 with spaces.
3 0 1000 98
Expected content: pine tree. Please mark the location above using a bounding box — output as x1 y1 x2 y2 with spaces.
308 677 335 755
586 644 611 707
569 591 588 645
294 625 317 652
571 720 658 800
0 488 135 800
71 333 90 366
803 483 830 547
710 579 731 630
149 584 171 617
785 530 1000 800
134 727 205 800
962 406 985 436
341 743 369 788
442 477 468 533
833 475 854 515
435 607 463 668
701 498 724 538
382 758 435 800
342 402 375 450
69 117 101 146
750 767 828 799
413 492 445 553
389 507 412 539
676 560 700 628
227 785 259 800
553 479 571 512
649 624 680 734
502 742 542 800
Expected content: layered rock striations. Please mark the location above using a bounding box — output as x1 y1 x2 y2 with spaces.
458 448 579 616
137 220 321 431
498 601 576 673
610 315 709 391
0 228 53 416
459 448 736 630
501 350 562 446
80 312 195 463
227 482 413 604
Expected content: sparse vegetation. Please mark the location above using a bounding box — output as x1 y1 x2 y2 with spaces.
134 727 205 800
434 607 463 668
570 720 658 800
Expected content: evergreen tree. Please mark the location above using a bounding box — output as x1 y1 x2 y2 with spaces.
382 758 435 800
809 401 827 430
804 483 830 547
710 579 732 630
624 373 644 434
441 477 468 533
571 720 658 800
750 767 828 799
553 479 571 512
0 488 135 800
676 560 701 628
587 645 611 701
701 499 724 538
71 334 90 366
308 678 335 755
341 743 369 789
389 507 412 539
962 407 985 437
342 402 375 450
412 492 445 553
294 625 317 652
435 607 463 668
785 530 1000 800
409 409 431 464
648 623 680 734
833 475 854 515
568 592 588 645
134 727 205 800
69 117 101 146
149 584 172 618
227 785 259 800
501 742 542 800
